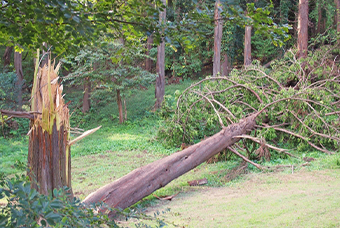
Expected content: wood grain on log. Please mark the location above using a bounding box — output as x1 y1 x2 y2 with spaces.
83 114 257 211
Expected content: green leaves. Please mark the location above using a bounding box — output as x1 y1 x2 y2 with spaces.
0 0 163 54
0 171 118 227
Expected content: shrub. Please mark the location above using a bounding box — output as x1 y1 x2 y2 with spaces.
0 162 118 227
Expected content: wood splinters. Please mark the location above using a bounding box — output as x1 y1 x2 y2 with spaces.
153 192 180 201
187 178 208 186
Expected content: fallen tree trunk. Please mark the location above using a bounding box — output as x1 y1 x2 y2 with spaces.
83 113 257 211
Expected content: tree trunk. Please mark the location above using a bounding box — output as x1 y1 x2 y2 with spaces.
244 26 252 66
28 55 71 196
83 114 257 211
3 46 13 68
213 0 223 77
316 1 322 34
335 0 340 33
124 99 127 121
222 54 230 76
155 0 166 109
297 0 309 59
146 35 153 72
14 51 24 109
82 77 91 113
117 89 124 124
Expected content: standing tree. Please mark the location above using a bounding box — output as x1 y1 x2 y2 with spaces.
297 0 309 59
65 40 156 124
82 77 91 113
14 51 24 108
146 35 154 72
3 46 13 68
335 0 340 33
155 0 167 109
213 0 223 76
244 25 252 66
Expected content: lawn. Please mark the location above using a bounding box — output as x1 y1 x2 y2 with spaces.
1 79 340 227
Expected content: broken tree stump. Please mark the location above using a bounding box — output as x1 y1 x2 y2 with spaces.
28 57 72 196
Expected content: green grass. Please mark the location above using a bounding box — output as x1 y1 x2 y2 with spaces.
142 169 340 227
0 136 28 174
2 78 340 227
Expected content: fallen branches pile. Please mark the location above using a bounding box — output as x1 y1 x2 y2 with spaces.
159 47 340 164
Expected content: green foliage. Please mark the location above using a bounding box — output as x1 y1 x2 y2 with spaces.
64 40 156 88
158 45 340 156
0 162 118 227
0 0 164 53
252 33 283 63
0 71 30 138
0 71 19 110
63 39 156 121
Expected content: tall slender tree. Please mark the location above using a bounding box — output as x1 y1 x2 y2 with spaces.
297 0 309 59
82 77 91 113
14 51 24 108
3 46 13 68
244 25 252 66
155 0 167 109
146 35 154 72
213 0 223 76
335 0 340 33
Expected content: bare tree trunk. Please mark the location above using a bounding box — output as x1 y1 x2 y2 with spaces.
316 1 322 34
124 99 127 121
28 57 71 196
117 89 124 124
222 54 230 76
297 0 309 59
335 0 340 33
82 77 91 113
155 0 167 109
244 26 252 66
83 114 257 211
146 35 153 72
3 46 13 68
213 0 223 77
14 51 24 108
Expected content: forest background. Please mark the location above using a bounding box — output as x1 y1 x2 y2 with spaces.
1 0 340 227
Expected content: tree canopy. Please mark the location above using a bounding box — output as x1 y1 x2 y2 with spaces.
0 0 164 53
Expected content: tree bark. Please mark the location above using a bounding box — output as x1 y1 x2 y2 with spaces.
28 57 71 196
316 1 322 34
335 0 340 33
155 0 167 109
3 46 13 68
146 35 153 72
297 0 309 59
82 77 91 113
222 54 230 76
117 89 124 124
244 25 252 66
14 51 24 108
83 114 257 211
213 0 223 77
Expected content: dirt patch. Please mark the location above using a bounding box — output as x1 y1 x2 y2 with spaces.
144 169 340 227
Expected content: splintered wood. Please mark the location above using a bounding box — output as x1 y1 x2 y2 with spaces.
28 60 71 196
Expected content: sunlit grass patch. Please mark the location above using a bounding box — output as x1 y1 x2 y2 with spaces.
0 136 28 174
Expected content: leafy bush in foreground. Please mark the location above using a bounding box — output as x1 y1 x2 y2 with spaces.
0 162 118 227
